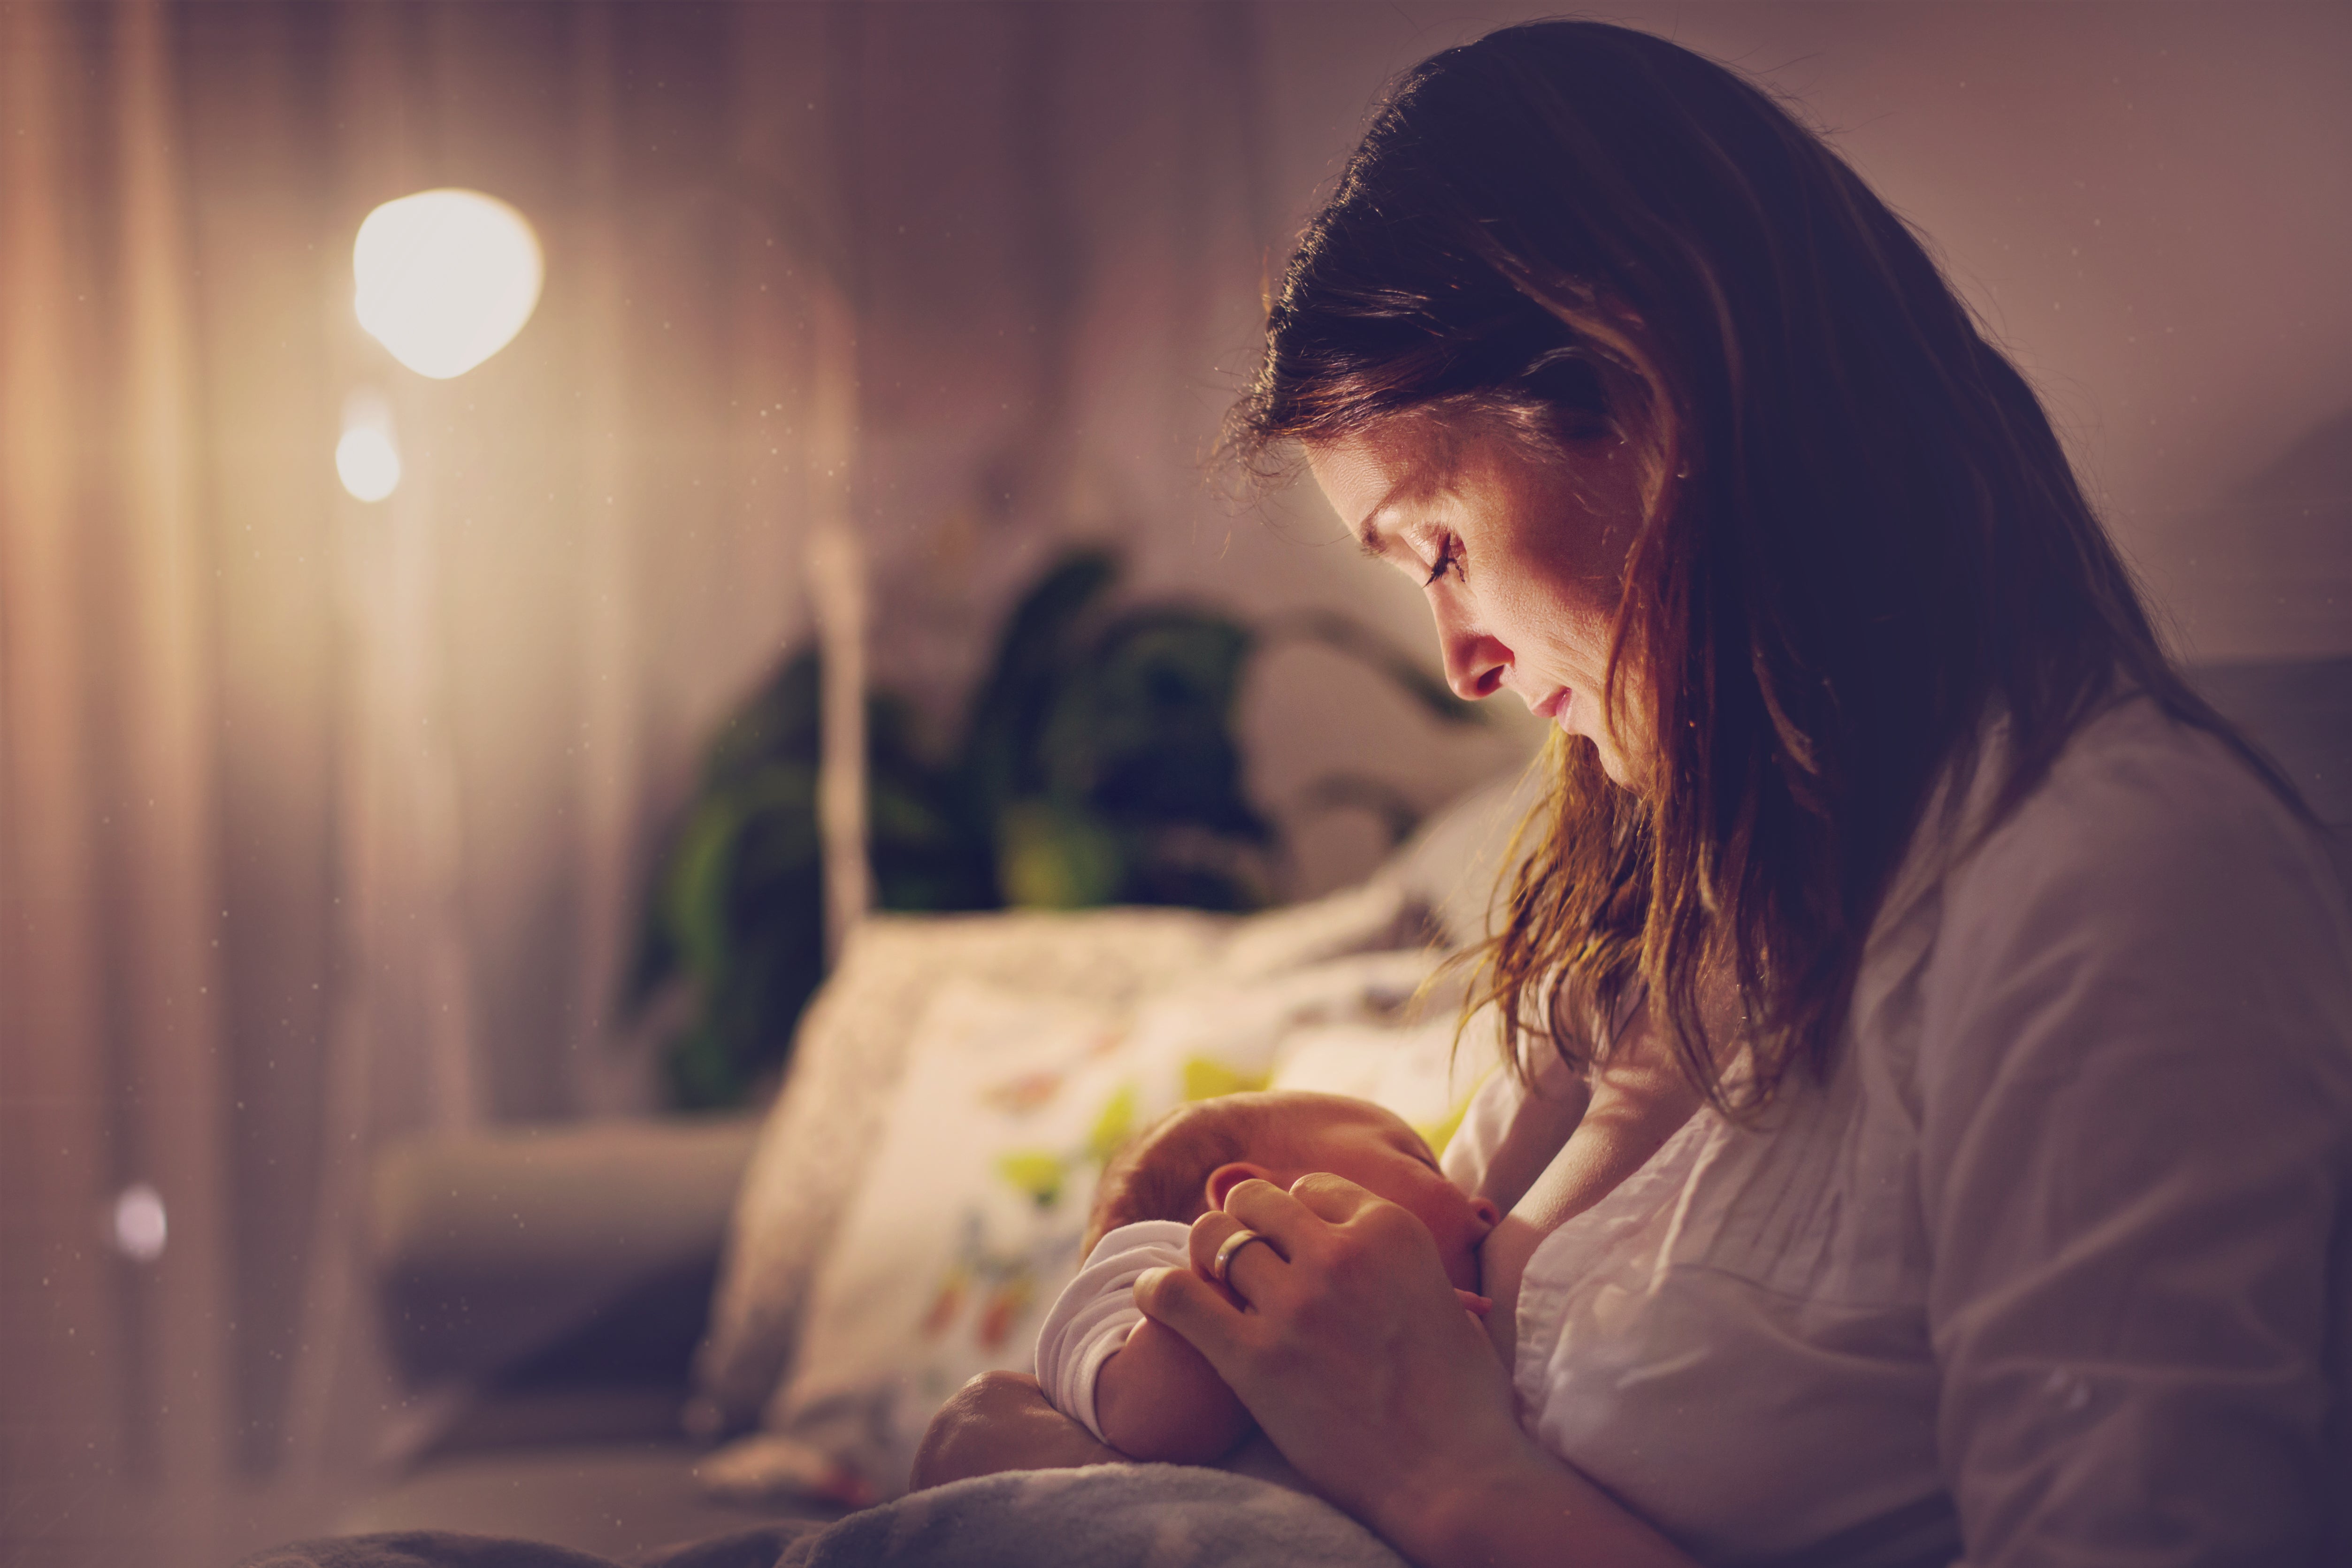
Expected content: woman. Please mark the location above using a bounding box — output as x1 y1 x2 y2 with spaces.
919 19 2352 1567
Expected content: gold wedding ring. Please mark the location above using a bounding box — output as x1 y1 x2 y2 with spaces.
1210 1227 1268 1286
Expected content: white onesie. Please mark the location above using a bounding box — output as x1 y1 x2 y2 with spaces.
1032 1218 1192 1443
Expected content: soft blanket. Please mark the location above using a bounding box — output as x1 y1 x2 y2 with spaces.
237 1465 1408 1568
776 1465 1407 1568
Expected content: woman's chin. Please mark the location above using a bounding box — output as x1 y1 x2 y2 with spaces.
1549 718 1651 796
1565 727 1638 794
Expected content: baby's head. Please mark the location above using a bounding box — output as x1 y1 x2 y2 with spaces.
1088 1090 1499 1293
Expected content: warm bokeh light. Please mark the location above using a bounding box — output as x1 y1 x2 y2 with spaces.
111 1183 167 1263
353 188 543 379
337 410 402 503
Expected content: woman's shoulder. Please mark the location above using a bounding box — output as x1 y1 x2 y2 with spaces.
1917 693 2351 1080
1950 693 2343 936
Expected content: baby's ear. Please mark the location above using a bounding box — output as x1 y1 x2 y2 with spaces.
1204 1161 1277 1213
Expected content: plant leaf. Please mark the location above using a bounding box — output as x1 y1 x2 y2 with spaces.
996 798 1126 909
957 551 1119 821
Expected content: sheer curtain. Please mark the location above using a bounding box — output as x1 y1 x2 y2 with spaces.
3 4 1480 1560
1 0 235 1554
0 3 854 1560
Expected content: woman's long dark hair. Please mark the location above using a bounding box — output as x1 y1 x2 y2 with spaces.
1228 20 2299 1110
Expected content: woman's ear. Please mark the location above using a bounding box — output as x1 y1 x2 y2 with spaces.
1204 1161 1277 1212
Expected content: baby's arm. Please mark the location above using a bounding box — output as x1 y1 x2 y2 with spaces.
1093 1225 1493 1464
1092 1316 1255 1464
1035 1218 1253 1465
1049 1212 1493 1468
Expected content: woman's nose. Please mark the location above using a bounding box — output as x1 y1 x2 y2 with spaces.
1436 609 1509 701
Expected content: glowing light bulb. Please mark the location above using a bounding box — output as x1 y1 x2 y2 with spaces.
337 389 400 502
354 188 542 379
112 1183 167 1262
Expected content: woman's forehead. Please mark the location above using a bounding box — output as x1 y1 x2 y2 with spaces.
1310 412 1465 480
1308 418 1493 548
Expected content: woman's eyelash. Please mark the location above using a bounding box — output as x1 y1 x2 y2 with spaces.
1423 539 1461 585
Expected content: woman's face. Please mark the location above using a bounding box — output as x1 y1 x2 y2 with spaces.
1307 413 1650 789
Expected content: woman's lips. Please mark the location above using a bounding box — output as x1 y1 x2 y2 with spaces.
1529 687 1572 724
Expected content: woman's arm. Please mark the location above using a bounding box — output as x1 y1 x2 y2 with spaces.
1136 1175 1699 1568
1914 764 2352 1561
1475 1010 1707 1366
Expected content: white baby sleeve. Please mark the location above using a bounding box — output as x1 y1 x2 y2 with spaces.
1032 1219 1193 1444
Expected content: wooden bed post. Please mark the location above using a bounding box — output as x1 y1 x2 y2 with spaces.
808 279 872 969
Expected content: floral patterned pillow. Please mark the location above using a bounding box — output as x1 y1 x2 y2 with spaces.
689 909 1236 1441
710 950 1499 1503
744 980 1143 1499
687 821 1524 1495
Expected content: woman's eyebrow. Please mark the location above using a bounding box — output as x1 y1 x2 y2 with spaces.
1349 465 1449 558
1353 495 1415 558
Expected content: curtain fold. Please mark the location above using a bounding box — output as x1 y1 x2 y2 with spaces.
109 0 236 1517
2 3 853 1557
2 0 237 1550
1 0 132 1539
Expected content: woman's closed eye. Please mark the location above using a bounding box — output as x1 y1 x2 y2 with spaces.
1423 535 1463 586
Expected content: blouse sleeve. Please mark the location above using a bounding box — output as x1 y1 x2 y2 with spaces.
1915 732 2352 1566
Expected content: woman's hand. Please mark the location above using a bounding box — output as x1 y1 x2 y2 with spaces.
909 1369 1120 1492
1134 1176 1694 1568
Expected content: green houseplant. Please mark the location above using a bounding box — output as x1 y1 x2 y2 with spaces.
627 548 1477 1109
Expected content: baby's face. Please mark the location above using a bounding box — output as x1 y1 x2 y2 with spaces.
1251 1099 1500 1294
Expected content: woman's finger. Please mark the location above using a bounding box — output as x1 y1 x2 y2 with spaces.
1283 1170 1383 1221
1185 1208 1248 1273
1134 1263 1249 1357
1217 1172 1337 1245
1187 1207 1284 1303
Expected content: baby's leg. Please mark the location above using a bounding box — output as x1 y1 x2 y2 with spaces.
910 1370 1120 1491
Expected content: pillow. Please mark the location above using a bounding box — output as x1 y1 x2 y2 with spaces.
1269 1006 1503 1160
689 772 1534 1451
692 879 1462 1439
745 980 1132 1500
1369 764 1547 950
714 952 1499 1503
689 909 1236 1438
1120 947 1448 1099
1209 878 1425 983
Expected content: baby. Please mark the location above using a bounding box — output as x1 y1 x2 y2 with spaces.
1032 1090 1502 1466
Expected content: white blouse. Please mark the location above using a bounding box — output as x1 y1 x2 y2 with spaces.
1450 698 2352 1567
